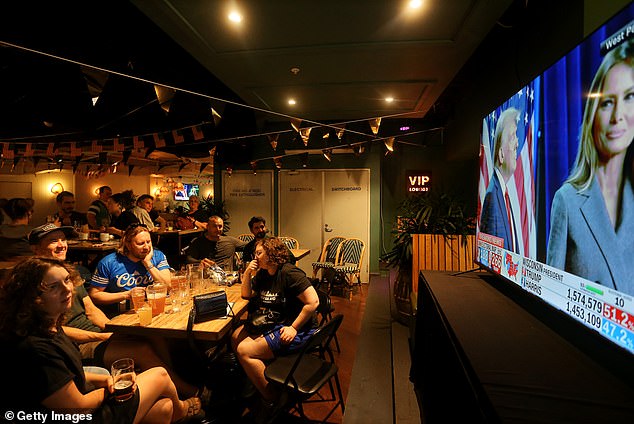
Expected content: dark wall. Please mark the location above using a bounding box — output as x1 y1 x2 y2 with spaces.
380 0 588 242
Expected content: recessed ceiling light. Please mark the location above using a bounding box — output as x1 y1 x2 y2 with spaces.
288 99 297 105
385 97 394 103
228 11 242 23
409 0 423 9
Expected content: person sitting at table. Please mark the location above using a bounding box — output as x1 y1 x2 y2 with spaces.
185 215 246 270
29 223 199 398
106 191 140 238
242 216 296 266
29 222 92 281
0 197 35 261
131 194 160 231
232 237 319 419
184 195 208 230
53 190 88 227
87 185 112 231
0 257 202 422
89 224 170 316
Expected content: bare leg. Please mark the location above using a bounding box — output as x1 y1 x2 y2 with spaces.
103 337 198 398
233 326 276 401
133 367 194 423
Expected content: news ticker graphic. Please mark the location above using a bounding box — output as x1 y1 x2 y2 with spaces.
477 238 634 354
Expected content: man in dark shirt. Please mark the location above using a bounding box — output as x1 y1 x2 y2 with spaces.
242 216 296 265
243 216 268 263
54 191 87 227
186 215 246 270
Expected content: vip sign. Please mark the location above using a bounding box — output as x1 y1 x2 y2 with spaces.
407 171 431 193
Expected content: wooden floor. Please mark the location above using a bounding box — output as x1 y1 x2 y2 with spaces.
189 272 419 424
265 282 368 424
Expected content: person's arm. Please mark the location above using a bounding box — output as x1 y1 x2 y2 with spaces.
84 372 113 390
83 295 110 329
142 248 171 286
279 285 319 344
42 379 110 413
89 286 130 305
62 326 111 343
107 226 125 237
86 212 98 230
155 214 167 231
241 260 258 299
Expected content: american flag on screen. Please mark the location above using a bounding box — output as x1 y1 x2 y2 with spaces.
478 78 539 257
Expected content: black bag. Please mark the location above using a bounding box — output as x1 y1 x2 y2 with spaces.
192 290 228 323
246 308 282 335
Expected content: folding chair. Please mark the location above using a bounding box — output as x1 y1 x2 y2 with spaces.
264 314 345 423
316 289 341 353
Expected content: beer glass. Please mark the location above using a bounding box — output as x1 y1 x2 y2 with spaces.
137 303 152 326
147 284 167 316
111 358 135 402
130 287 145 311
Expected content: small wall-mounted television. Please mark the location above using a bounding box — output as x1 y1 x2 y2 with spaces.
174 183 199 201
476 4 634 356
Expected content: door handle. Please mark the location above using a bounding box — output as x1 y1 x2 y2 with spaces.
324 224 333 232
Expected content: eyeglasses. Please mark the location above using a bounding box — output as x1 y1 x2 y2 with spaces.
40 275 73 292
125 223 148 231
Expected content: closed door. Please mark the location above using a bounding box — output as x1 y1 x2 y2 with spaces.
279 169 369 283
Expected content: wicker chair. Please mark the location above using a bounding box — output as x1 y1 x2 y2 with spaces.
279 236 299 250
237 233 255 243
332 238 365 292
311 236 346 279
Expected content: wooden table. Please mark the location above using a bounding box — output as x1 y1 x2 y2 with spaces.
290 248 310 260
67 240 119 270
67 240 120 253
105 284 248 342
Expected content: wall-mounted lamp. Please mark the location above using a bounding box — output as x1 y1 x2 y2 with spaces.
50 182 64 195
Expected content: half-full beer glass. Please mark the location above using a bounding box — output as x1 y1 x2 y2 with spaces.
111 358 135 402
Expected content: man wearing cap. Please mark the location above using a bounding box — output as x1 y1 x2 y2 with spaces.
28 223 198 397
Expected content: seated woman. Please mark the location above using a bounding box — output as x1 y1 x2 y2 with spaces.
183 195 208 230
231 237 319 407
0 257 201 422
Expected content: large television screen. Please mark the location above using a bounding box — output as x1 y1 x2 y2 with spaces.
173 183 199 201
477 4 634 355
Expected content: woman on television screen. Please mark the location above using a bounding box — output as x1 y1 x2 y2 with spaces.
547 39 634 296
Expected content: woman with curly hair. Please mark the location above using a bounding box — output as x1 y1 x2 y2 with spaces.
0 257 201 423
232 237 319 414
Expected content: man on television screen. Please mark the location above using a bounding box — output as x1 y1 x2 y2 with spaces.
480 108 519 252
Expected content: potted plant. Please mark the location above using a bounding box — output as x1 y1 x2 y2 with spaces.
382 192 475 320
198 195 231 233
